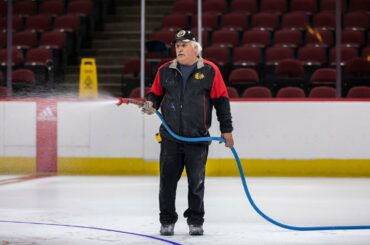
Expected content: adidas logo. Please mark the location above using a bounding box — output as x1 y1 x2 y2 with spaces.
37 106 57 122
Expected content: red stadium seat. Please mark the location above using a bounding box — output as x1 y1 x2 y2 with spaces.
13 31 38 50
273 30 302 48
310 68 336 86
25 48 53 67
281 12 309 31
212 29 239 47
171 0 197 15
24 15 53 33
260 0 287 15
251 13 279 31
362 47 370 58
230 0 257 15
221 13 249 31
0 32 6 49
344 58 370 89
202 46 230 77
24 47 54 83
67 0 93 17
150 30 175 45
40 0 65 17
203 0 227 15
191 13 218 32
329 46 358 66
308 86 337 98
13 1 36 17
276 86 306 98
297 46 326 66
227 86 239 98
242 30 271 48
290 0 317 15
313 12 336 31
39 31 67 50
341 30 365 48
265 47 294 65
229 68 259 83
229 67 259 93
348 0 370 13
275 59 304 77
0 16 23 32
12 69 36 84
54 15 81 33
344 11 369 31
191 28 211 47
202 46 230 67
346 86 370 98
274 59 305 89
0 86 6 97
345 58 370 76
232 46 261 67
320 0 347 13
0 48 24 67
161 14 189 31
242 86 272 98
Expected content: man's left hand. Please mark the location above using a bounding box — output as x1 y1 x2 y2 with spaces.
221 132 234 148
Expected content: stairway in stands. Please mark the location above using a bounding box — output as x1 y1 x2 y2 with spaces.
62 0 173 97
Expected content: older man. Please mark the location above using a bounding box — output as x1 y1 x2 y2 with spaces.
144 30 234 236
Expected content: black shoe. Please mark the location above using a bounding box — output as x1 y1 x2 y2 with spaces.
160 223 175 236
189 224 203 236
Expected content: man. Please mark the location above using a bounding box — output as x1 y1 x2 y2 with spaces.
143 30 234 236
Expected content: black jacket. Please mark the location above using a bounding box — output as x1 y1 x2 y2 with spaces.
147 58 233 142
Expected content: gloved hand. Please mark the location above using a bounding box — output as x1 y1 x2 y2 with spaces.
141 101 156 115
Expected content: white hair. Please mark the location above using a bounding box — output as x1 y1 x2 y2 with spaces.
191 41 203 56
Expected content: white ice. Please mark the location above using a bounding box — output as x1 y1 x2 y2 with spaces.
0 176 370 244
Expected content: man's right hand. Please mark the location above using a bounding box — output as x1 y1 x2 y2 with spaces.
141 101 156 115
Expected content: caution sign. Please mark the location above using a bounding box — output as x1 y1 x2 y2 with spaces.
79 58 98 98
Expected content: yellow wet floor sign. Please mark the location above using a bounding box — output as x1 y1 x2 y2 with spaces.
79 58 98 98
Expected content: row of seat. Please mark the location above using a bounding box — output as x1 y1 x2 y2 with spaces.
0 30 74 70
0 14 83 35
0 30 78 57
152 28 370 49
229 85 370 98
149 34 369 66
0 0 94 18
161 11 369 33
171 0 369 15
0 48 54 85
0 0 104 89
126 85 370 99
122 55 370 97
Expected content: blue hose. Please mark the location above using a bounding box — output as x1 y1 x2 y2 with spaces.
155 111 370 231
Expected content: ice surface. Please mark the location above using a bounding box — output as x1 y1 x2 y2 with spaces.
0 176 370 244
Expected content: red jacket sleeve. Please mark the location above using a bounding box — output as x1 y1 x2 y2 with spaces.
149 70 164 96
207 61 229 99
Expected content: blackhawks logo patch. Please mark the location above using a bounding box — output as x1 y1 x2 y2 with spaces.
194 72 205 80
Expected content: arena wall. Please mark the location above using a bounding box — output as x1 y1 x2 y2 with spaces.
1 99 370 176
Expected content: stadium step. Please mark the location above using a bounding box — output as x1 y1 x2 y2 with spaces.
63 0 172 95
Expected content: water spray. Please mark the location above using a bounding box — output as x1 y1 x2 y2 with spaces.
117 98 370 231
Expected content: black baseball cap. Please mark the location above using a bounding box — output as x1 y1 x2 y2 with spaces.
172 30 197 44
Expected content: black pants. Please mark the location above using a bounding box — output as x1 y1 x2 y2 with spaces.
159 138 209 225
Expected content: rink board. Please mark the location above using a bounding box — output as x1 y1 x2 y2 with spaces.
1 99 370 176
